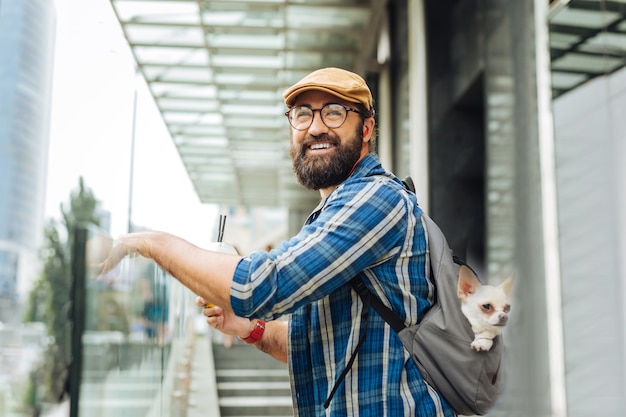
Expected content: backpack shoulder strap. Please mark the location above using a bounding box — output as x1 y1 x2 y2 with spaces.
350 277 405 333
401 176 416 193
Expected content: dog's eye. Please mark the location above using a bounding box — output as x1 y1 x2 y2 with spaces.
482 304 492 311
504 305 511 313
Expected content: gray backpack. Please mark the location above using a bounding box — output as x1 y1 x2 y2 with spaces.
325 177 503 415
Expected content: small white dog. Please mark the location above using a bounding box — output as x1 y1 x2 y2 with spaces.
457 265 513 351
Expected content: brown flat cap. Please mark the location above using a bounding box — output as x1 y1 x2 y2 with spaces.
283 67 374 113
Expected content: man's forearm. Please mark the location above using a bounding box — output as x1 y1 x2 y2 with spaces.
108 232 288 363
252 320 289 364
116 231 240 310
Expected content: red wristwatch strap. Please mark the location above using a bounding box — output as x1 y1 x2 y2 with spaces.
240 320 265 344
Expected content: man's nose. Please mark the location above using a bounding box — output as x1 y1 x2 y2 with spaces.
307 111 329 135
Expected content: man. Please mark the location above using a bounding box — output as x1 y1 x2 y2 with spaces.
102 67 454 416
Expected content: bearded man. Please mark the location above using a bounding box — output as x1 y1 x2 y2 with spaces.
102 68 454 417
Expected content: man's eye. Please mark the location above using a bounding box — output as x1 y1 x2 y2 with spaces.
294 109 311 119
323 105 344 118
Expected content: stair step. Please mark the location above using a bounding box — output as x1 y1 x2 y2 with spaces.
216 368 289 380
219 396 292 407
217 381 290 390
213 341 292 416
219 396 294 417
217 380 291 397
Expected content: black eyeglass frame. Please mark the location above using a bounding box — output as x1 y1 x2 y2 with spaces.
284 103 365 130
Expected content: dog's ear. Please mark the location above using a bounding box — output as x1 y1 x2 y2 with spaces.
457 265 481 299
499 275 514 296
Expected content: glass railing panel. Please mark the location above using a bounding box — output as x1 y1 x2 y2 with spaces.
71 226 200 417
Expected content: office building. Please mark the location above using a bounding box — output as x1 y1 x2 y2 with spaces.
0 0 56 323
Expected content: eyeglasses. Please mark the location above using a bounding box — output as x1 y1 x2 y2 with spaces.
285 103 363 130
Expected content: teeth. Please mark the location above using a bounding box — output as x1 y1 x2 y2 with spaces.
310 143 331 150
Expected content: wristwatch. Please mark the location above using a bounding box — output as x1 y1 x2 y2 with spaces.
239 320 266 344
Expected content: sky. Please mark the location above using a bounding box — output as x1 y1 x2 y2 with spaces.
46 0 217 246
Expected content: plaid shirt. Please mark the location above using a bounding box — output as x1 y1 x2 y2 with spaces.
232 154 454 417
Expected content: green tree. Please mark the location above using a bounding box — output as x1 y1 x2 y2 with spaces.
62 176 101 255
23 177 101 404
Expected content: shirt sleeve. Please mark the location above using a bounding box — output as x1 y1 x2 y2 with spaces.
230 176 412 320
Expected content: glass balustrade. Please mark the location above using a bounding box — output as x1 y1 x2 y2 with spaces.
70 226 204 417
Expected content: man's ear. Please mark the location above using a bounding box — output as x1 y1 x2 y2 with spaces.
363 118 375 141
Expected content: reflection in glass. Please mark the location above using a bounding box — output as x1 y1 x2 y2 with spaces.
72 226 197 417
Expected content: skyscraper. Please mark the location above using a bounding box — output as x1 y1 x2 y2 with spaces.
0 0 56 323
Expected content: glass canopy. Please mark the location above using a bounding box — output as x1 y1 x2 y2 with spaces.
549 0 626 98
110 0 625 208
110 0 373 209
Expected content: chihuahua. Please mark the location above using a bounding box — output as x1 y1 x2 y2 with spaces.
457 265 514 351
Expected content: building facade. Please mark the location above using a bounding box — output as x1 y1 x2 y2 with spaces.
0 0 56 323
376 1 626 416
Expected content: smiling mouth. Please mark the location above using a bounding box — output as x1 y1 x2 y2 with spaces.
309 142 333 150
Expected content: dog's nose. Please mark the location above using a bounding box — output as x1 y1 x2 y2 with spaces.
499 314 508 324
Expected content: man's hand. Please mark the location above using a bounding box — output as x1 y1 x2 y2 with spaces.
195 296 252 339
100 232 155 276
196 296 288 363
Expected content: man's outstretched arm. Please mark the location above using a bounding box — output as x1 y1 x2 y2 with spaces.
101 231 240 311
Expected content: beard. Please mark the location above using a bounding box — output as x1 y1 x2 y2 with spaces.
290 125 363 191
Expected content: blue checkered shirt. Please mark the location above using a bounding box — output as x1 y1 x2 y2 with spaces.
232 154 455 417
